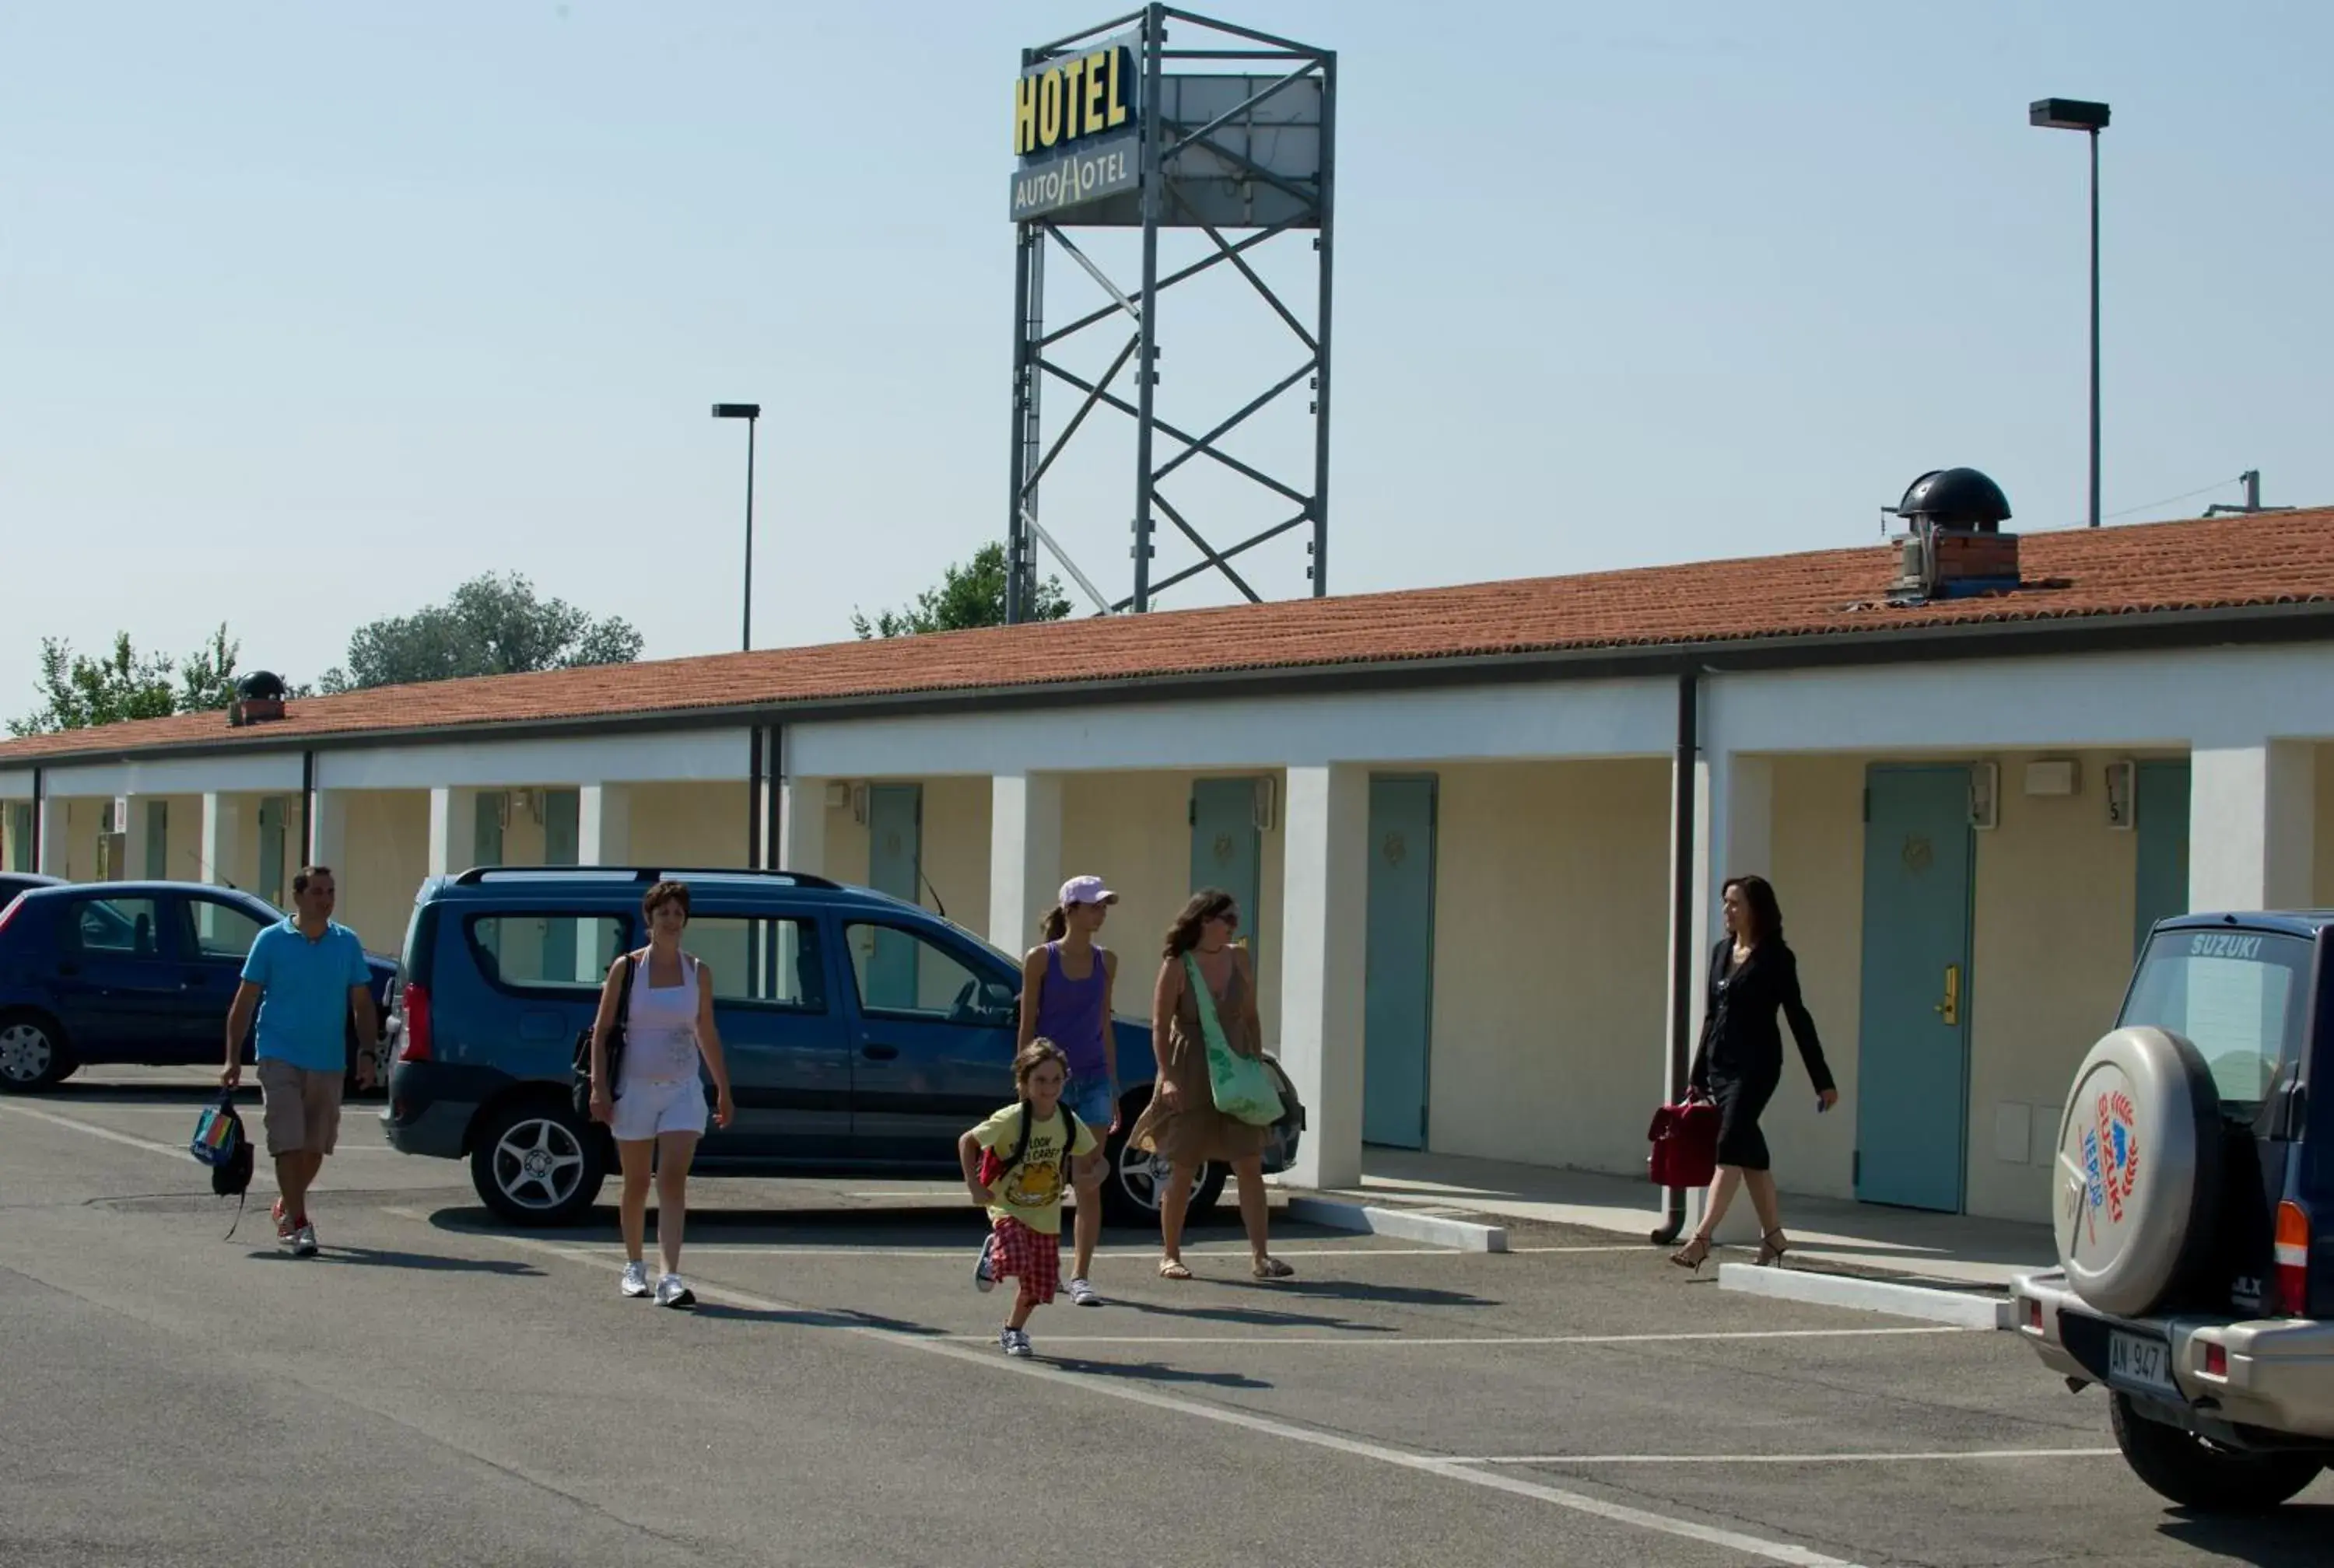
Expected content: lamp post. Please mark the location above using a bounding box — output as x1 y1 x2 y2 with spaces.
2029 97 2110 529
711 403 762 649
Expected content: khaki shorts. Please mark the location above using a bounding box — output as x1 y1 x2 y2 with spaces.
258 1058 344 1158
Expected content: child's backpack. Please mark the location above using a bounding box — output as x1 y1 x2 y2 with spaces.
977 1101 1085 1192
191 1090 256 1237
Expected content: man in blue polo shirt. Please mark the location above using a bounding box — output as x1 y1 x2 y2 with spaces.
221 864 378 1257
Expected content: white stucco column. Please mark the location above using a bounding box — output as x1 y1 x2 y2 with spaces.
307 788 349 877
36 795 70 878
778 775 827 880
988 771 1064 952
1686 747 1774 1244
1277 763 1369 1190
578 783 633 866
428 787 481 878
2189 740 2315 912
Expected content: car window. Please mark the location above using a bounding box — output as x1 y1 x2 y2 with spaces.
464 914 629 992
185 898 272 961
2120 929 2313 1108
68 896 164 957
843 922 1012 1023
684 916 826 1011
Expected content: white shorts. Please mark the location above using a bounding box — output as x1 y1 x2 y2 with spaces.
611 1076 709 1143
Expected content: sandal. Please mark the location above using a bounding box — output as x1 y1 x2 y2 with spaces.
1158 1259 1193 1280
1756 1229 1789 1268
1252 1255 1295 1280
1669 1234 1713 1273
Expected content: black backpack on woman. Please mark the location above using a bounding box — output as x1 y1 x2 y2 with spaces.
570 954 636 1117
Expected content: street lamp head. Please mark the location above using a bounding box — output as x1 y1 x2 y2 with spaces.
2029 98 2110 132
711 402 762 420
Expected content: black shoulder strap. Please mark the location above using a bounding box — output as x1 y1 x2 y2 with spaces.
616 952 637 1026
1059 1108 1081 1174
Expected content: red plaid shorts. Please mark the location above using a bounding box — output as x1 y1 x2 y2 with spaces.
990 1216 1060 1304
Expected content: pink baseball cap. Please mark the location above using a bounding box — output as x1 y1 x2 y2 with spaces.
1059 875 1120 908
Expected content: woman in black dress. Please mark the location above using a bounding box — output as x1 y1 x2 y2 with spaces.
1670 874 1837 1272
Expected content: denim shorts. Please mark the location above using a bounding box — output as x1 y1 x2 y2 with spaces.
1063 1075 1116 1139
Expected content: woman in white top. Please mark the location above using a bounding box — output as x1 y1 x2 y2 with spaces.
587 879 735 1307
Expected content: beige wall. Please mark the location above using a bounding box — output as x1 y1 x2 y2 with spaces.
2315 744 2334 905
626 782 750 868
1771 750 2160 1223
1062 770 1287 1040
921 776 993 940
341 790 430 954
1424 760 1670 1174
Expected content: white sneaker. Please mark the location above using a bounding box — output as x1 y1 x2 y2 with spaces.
973 1232 997 1293
1001 1327 1032 1358
620 1261 651 1298
292 1223 318 1258
654 1273 696 1309
1068 1276 1101 1307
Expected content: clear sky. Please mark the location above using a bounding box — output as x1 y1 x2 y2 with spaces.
5 2 2328 713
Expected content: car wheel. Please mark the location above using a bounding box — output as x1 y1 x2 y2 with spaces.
470 1098 606 1227
0 1013 75 1093
2109 1394 2324 1513
1099 1101 1227 1228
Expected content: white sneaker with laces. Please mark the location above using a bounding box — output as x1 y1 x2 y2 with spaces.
292 1223 318 1258
973 1232 997 1293
654 1273 696 1309
620 1261 651 1298
1002 1327 1033 1358
1068 1276 1100 1307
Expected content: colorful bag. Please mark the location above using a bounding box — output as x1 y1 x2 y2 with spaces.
1647 1094 1719 1188
1184 951 1284 1127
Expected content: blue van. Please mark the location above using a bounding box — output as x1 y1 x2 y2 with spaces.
383 866 1305 1227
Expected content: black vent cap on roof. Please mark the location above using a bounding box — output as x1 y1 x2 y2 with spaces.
1894 468 2012 531
236 671 289 702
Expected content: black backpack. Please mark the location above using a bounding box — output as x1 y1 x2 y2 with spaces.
570 953 637 1118
190 1090 255 1237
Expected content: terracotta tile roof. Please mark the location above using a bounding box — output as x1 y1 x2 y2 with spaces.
5 507 2329 765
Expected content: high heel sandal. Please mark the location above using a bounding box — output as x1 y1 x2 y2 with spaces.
1756 1229 1789 1267
1668 1234 1712 1273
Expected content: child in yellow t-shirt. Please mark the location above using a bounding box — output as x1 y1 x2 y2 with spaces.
960 1039 1099 1358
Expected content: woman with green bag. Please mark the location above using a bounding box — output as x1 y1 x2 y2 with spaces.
1126 888 1295 1282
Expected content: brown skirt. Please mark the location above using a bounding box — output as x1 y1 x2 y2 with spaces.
1130 1088 1270 1167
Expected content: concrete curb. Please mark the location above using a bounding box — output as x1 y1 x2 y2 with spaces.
1286 1195 1509 1253
1717 1262 2011 1329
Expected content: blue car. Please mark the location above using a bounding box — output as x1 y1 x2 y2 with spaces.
382 866 1305 1227
0 879 399 1093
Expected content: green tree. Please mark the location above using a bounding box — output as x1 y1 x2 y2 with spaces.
9 624 247 736
318 572 644 691
850 542 1073 639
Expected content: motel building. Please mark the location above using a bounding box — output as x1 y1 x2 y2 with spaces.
5 488 2333 1232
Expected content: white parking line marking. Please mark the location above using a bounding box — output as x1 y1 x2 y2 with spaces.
1447 1448 2119 1466
936 1327 1975 1346
382 1208 1866 1566
594 1243 1498 1258
0 1102 211 1162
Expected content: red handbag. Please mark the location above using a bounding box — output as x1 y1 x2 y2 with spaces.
1647 1095 1719 1188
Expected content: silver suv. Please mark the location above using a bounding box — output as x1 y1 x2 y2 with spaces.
2013 912 2331 1512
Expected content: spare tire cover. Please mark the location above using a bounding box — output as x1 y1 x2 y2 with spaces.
2052 1027 2221 1317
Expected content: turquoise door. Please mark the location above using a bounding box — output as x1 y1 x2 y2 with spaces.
1190 778 1263 970
864 784 923 1010
541 789 581 978
145 800 170 880
2133 761 2192 957
1363 776 1438 1149
257 798 288 908
1854 765 1975 1213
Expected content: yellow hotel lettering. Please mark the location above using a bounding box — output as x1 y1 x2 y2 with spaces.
1013 46 1132 156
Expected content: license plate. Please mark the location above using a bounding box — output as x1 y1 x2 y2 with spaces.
2108 1330 2179 1398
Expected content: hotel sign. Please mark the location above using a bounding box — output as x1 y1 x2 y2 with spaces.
1009 30 1142 222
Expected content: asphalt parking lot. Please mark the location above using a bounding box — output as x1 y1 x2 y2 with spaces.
2 1070 2328 1567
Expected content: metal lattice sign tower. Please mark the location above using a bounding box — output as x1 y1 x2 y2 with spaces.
1004 5 1335 620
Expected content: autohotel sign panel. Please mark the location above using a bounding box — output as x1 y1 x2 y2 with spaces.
1009 31 1141 222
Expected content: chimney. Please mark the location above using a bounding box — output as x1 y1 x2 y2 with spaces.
230 670 290 728
1887 467 2019 605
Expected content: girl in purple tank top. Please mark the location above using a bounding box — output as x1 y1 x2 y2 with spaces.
1018 874 1121 1306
